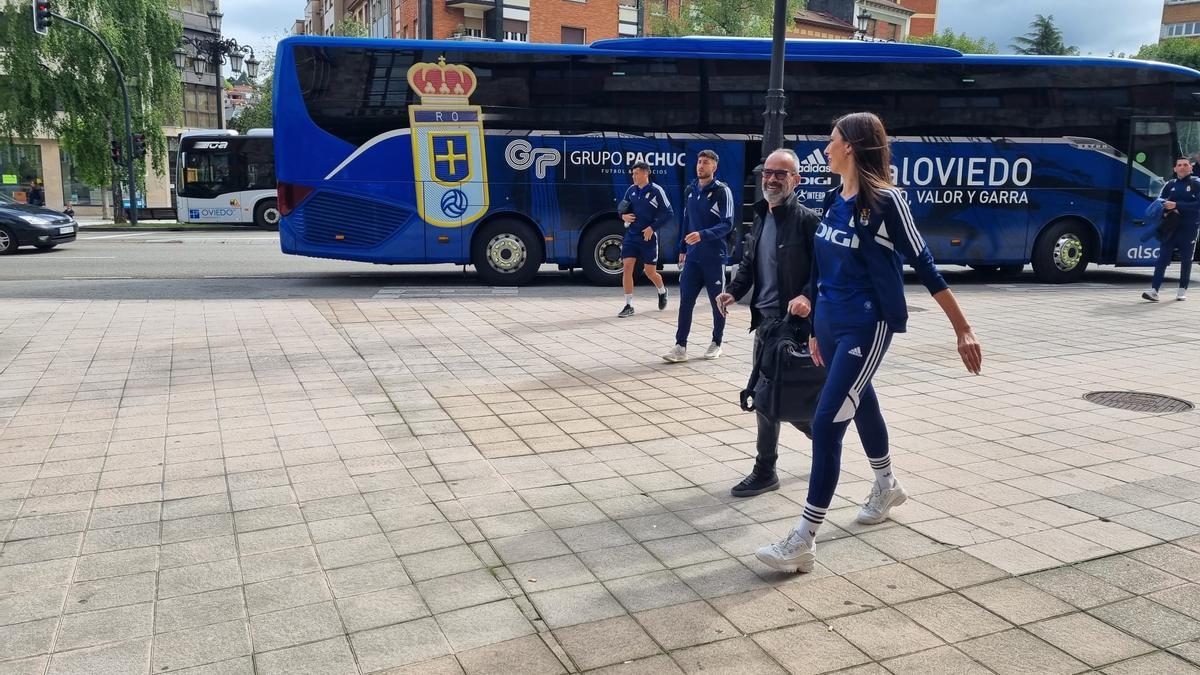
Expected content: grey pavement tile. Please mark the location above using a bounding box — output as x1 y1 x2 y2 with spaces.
553 615 662 671
829 607 943 661
160 535 237 569
336 585 430 632
606 570 700 612
671 637 788 675
89 503 162 530
372 503 445 533
844 563 947 605
777 574 882 620
1078 555 1187 595
962 538 1061 575
0 656 49 675
905 549 1008 589
235 523 311 557
1024 566 1134 610
56 602 155 651
363 654 464 675
1028 612 1156 668
554 521 636 554
1130 545 1200 583
151 620 251 673
155 588 247 634
244 571 332 615
307 513 382 543
162 513 234 545
349 617 452 673
1112 510 1200 542
21 493 94 518
961 578 1077 625
387 523 466 556
47 638 151 675
0 618 56 661
536 502 608 530
530 582 626 629
896 592 1012 643
416 569 508 614
858 526 952 561
1090 597 1200 648
402 544 484 582
619 513 697 542
1170 639 1200 666
511 554 597 594
66 572 157 613
634 600 737 651
253 637 358 675
578 543 665 581
1150 584 1200 621
0 532 83 566
882 645 994 675
316 532 395 569
81 522 160 555
0 558 72 594
325 558 409 598
457 634 565 675
1015 527 1115 564
435 598 536 652
586 654 683 675
1103 650 1200 675
675 558 768 599
753 622 871 675
960 629 1089 675
8 510 89 539
709 588 813 634
239 546 322 584
158 558 242 599
642 534 728 569
249 601 344 652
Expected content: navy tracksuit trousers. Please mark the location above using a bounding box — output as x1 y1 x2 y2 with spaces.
675 259 726 348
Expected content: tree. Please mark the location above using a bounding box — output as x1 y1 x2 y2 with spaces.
333 18 369 37
0 0 181 215
231 75 272 134
653 0 806 38
1136 38 1200 71
1011 14 1078 55
908 28 998 54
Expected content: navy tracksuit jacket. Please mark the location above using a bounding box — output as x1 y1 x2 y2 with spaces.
674 178 734 347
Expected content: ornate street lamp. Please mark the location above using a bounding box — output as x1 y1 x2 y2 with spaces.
856 11 871 40
174 34 259 80
207 10 223 33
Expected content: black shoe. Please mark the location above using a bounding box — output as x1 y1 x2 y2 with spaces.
618 304 634 318
658 292 668 310
731 468 779 497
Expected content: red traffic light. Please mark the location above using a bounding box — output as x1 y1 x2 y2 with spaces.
32 0 51 35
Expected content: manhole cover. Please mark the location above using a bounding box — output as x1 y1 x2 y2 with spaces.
1084 391 1194 413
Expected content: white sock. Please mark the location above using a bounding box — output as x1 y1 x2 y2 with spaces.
656 285 666 295
869 454 895 489
796 502 827 547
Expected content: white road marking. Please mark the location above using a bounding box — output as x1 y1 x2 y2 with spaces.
79 232 158 239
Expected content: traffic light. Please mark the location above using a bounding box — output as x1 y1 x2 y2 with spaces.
32 0 51 35
132 134 146 159
110 140 122 165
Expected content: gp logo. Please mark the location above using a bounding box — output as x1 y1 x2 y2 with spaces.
504 140 561 179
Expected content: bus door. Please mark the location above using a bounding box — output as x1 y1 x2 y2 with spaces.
1119 118 1175 264
178 141 242 224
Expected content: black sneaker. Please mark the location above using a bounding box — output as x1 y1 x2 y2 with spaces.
617 304 635 318
731 468 779 497
658 292 668 310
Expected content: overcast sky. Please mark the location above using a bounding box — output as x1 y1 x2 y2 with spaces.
216 0 1168 79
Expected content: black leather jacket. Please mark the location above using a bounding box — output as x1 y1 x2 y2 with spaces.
726 191 820 332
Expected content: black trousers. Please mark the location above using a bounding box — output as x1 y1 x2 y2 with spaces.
752 312 812 473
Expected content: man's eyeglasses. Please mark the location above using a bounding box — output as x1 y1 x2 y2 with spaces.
761 169 795 180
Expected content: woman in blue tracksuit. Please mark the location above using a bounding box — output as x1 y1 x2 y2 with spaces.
756 112 983 573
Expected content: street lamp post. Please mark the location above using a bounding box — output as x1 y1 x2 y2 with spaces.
173 9 260 127
760 0 788 161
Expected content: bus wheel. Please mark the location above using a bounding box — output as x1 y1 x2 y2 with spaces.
472 219 542 286
255 199 281 231
579 220 626 286
1032 221 1090 284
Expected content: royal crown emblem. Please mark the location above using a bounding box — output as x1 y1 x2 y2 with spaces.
407 57 489 228
407 57 478 104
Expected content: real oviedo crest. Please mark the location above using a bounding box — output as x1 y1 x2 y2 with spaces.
407 57 489 228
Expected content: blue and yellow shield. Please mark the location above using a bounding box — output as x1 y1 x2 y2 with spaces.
409 107 489 228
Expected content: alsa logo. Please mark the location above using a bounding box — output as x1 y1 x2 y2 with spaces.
798 148 834 187
815 221 859 248
193 141 228 150
504 139 561 179
1127 245 1161 260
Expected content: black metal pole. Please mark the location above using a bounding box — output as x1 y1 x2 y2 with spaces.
760 0 788 161
53 12 139 225
492 0 503 40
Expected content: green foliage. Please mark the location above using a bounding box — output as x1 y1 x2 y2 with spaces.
0 0 181 188
908 28 998 54
1136 38 1200 71
333 18 368 37
1011 14 1078 55
230 75 272 134
652 0 806 38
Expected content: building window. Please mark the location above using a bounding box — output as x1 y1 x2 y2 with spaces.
504 19 529 42
561 26 586 44
1163 21 1200 37
59 153 104 206
0 144 43 203
183 82 221 129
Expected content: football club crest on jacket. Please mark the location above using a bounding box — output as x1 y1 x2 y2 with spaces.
407 57 489 228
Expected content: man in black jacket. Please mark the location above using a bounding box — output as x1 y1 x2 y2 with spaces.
717 149 821 497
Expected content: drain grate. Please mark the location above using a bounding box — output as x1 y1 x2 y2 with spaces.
1084 391 1194 414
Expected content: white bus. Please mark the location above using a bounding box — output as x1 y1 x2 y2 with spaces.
176 128 279 229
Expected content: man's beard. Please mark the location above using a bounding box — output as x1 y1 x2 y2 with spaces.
764 184 786 204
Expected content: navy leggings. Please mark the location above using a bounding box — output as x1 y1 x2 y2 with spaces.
807 314 894 510
675 259 726 347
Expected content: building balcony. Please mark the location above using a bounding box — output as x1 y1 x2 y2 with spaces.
446 0 498 11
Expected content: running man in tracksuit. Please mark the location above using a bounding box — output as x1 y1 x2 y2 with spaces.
1143 157 1200 302
617 161 672 318
755 113 982 574
662 150 734 362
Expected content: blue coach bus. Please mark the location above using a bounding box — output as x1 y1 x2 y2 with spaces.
273 35 1200 285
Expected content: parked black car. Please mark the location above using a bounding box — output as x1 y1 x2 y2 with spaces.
0 193 77 254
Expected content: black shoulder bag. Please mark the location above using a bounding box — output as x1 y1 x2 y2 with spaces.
739 316 826 424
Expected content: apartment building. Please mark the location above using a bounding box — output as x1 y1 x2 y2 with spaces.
1162 0 1200 39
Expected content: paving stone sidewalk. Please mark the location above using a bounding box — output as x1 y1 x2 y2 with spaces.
1 281 1200 674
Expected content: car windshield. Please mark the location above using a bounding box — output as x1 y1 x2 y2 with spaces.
0 193 15 205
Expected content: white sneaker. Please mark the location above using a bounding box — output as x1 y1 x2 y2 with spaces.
703 342 722 360
661 344 687 363
1143 289 1159 302
755 528 816 573
856 480 908 525
1178 288 1188 301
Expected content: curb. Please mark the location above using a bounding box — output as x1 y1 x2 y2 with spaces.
80 226 270 233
